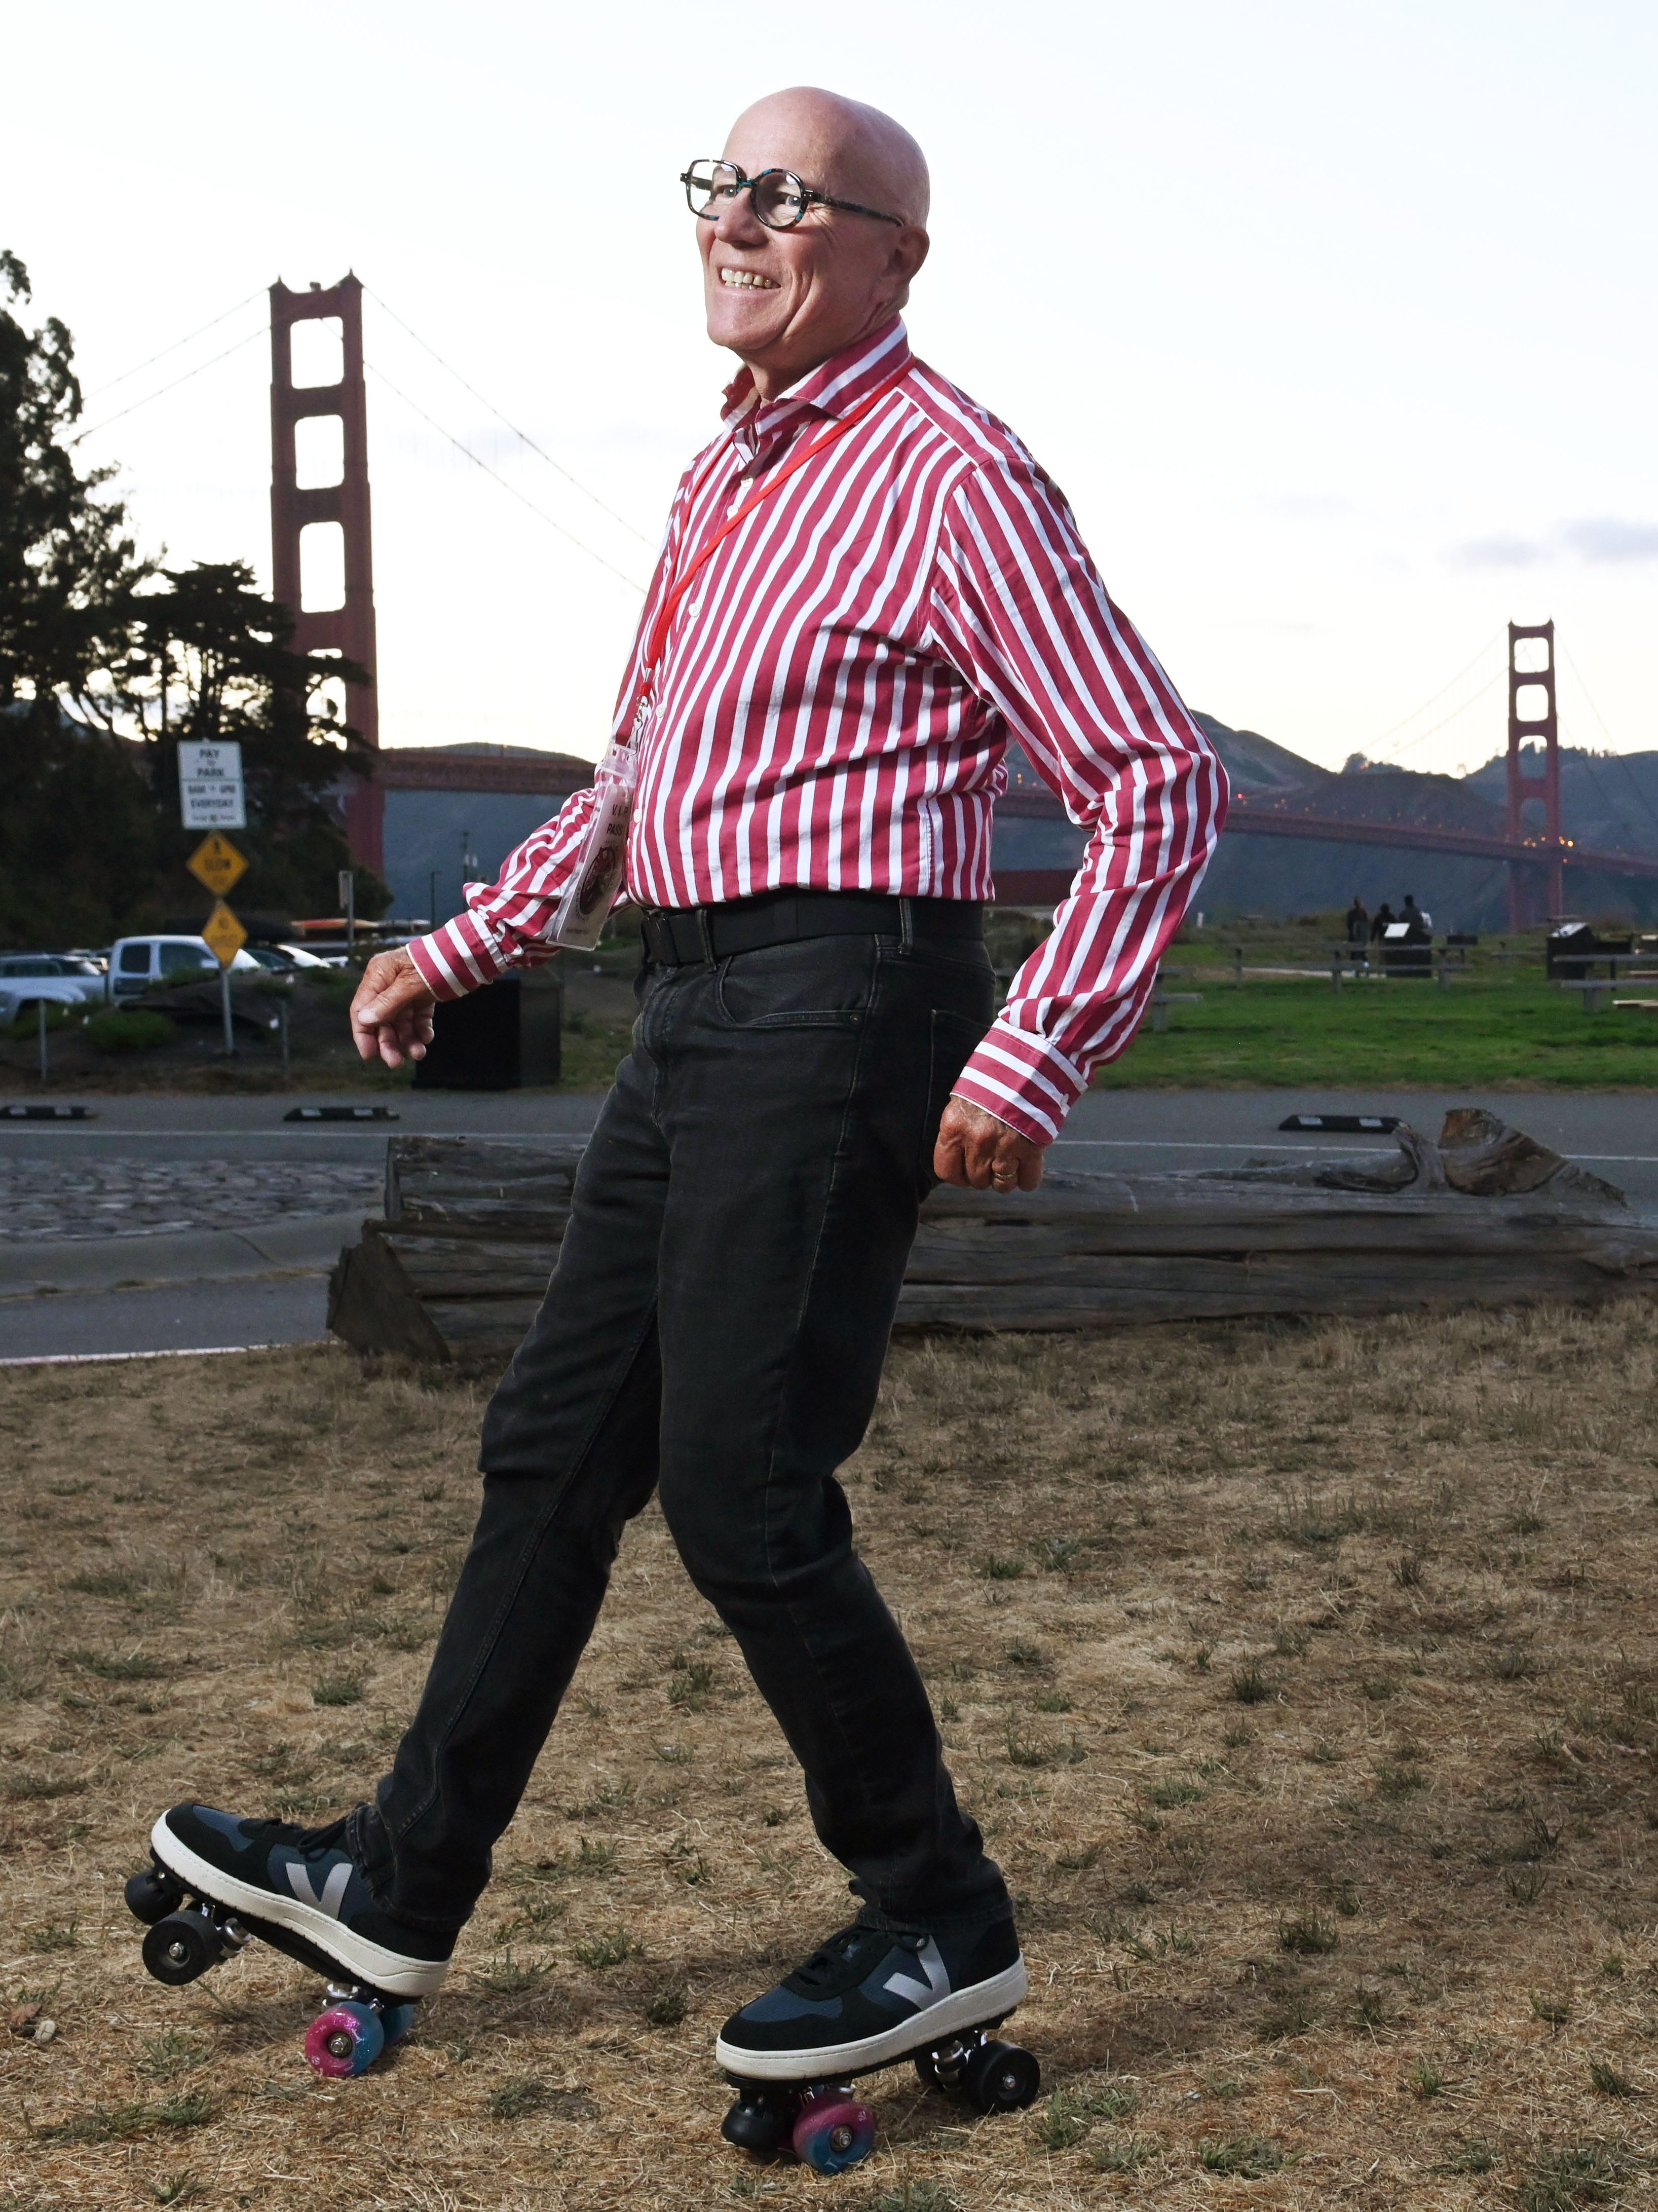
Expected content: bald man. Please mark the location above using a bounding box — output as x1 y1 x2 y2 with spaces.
145 88 1224 2139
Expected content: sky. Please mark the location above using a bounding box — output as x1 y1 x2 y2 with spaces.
5 0 1654 782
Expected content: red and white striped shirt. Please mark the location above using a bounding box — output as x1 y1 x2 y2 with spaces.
407 318 1227 1144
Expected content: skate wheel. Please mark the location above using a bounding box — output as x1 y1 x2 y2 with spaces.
381 2002 418 2047
141 1909 223 1986
790 2086 875 2174
721 2086 792 2155
125 1866 185 1926
306 1999 386 2079
963 2038 1040 2114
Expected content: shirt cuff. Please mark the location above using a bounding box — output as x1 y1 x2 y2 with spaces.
951 1022 1088 1147
405 914 513 1001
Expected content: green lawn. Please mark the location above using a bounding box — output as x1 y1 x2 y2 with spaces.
1097 971 1658 1089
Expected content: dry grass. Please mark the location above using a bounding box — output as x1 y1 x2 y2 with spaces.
3 1305 1658 2207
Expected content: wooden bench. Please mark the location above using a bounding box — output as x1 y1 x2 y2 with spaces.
1150 967 1201 1031
1556 980 1618 1012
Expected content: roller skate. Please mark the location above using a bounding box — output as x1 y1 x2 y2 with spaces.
126 1803 452 2078
715 1918 1038 2174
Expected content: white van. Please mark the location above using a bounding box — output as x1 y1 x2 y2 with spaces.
106 935 262 1001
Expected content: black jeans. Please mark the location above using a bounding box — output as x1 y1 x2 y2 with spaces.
352 920 1012 1939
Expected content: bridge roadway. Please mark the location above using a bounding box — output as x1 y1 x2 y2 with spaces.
991 790 1658 902
2 1089 1653 1362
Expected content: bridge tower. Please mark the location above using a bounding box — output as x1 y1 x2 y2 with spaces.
1505 618 1562 929
270 274 382 876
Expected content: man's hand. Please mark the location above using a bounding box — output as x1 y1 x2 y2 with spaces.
933 1095 1045 1193
350 948 437 1068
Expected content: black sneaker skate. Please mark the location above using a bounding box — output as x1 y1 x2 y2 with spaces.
716 1918 1037 2174
131 1801 451 2049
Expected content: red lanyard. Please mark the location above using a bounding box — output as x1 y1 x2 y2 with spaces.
631 365 911 732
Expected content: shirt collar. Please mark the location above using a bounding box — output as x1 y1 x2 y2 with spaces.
720 317 911 455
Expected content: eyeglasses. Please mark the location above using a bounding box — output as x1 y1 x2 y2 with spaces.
681 160 905 231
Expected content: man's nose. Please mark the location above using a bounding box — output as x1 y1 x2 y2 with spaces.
711 188 768 246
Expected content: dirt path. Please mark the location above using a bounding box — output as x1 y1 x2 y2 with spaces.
2 1308 1656 2207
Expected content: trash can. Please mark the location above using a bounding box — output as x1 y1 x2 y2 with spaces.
520 964 563 1086
1381 922 1432 979
414 976 523 1090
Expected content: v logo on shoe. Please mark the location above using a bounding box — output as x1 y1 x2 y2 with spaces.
883 1937 950 2010
287 1861 353 1918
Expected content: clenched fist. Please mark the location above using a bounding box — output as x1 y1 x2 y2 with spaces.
350 947 438 1069
932 1095 1045 1193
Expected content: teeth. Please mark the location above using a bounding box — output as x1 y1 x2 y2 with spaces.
719 268 779 290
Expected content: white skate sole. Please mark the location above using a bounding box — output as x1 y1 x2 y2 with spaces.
714 1957 1028 2081
149 1815 449 2001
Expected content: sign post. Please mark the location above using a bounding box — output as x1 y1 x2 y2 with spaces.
338 869 356 957
188 836 250 1058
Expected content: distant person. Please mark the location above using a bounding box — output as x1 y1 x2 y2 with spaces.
1401 894 1431 938
1370 901 1396 942
1343 896 1369 967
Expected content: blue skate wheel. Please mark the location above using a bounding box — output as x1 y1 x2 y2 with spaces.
790 2087 876 2174
382 2002 418 2047
306 1999 386 2079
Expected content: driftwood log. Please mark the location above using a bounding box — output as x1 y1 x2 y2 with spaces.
325 1109 1658 1363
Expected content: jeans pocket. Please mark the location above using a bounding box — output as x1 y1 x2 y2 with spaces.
713 936 877 1029
921 1007 993 1187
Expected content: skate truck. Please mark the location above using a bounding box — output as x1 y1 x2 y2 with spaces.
124 1856 418 2078
720 2016 1039 2173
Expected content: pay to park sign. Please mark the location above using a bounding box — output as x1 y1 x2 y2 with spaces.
178 740 246 830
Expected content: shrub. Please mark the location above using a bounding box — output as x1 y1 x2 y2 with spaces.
1200 2134 1285 2176
86 1009 175 1053
1278 1911 1338 1956
1231 1665 1275 1705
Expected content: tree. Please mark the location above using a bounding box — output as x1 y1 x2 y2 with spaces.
0 250 165 944
121 560 388 922
0 249 147 719
0 252 386 942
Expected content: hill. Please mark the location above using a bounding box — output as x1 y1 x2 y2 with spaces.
996 718 1658 930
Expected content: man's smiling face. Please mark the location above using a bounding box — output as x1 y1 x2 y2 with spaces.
697 88 929 400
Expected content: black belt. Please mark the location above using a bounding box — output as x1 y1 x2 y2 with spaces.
638 891 983 968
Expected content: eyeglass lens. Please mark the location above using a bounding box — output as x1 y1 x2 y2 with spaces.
685 162 809 229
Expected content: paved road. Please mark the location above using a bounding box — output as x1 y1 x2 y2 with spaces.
0 1276 328 1363
3 1088 1653 1194
0 1085 1651 1362
0 1156 383 1241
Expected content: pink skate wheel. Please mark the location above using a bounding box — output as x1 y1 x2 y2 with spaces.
305 1999 386 2078
790 2086 876 2173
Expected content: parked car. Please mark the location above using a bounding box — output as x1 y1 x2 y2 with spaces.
0 953 109 1027
243 942 335 972
105 935 262 1002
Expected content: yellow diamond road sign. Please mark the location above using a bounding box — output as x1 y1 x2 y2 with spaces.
201 900 248 969
187 832 248 897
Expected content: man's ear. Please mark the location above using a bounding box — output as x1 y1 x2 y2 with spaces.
885 226 929 312
895 226 930 285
